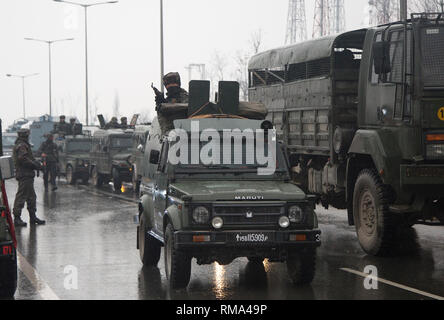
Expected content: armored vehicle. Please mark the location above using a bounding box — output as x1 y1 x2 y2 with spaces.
90 128 134 192
137 81 321 289
0 125 17 298
56 135 92 185
130 125 151 196
248 13 444 256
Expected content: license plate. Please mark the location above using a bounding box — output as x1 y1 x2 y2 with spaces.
233 233 271 243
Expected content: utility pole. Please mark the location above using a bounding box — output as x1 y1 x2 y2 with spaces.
160 0 165 93
400 0 407 21
285 0 307 44
24 38 74 118
332 0 346 34
6 73 39 119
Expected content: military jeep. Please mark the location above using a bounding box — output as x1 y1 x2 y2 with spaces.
56 135 92 185
137 81 321 289
90 129 134 192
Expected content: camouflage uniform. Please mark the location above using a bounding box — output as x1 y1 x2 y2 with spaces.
53 116 72 136
12 130 45 227
38 136 59 190
105 117 120 130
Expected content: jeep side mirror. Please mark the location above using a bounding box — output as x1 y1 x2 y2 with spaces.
149 150 160 165
137 144 145 153
373 41 391 75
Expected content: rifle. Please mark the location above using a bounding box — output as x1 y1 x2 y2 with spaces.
151 83 165 111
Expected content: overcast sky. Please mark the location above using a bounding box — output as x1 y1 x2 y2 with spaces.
0 0 370 128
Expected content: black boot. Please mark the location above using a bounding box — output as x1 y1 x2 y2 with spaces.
14 217 27 227
29 212 46 225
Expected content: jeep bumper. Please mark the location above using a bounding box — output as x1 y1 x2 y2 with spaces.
174 229 321 250
401 164 444 185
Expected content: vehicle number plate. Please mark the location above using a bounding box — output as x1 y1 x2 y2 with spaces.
234 233 271 243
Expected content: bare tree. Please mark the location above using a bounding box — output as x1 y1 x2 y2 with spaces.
410 0 444 12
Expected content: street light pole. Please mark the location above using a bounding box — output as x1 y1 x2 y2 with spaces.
54 0 118 125
24 38 74 118
6 73 39 119
160 0 165 93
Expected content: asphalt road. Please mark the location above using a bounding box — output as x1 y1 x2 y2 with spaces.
3 177 444 300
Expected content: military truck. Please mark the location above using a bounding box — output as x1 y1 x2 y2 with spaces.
248 13 444 256
0 123 17 298
90 128 134 192
137 81 321 289
56 134 92 185
130 125 151 196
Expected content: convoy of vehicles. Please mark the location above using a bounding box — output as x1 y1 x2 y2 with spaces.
248 13 444 256
137 81 321 288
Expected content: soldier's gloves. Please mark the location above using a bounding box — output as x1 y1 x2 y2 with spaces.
155 94 166 105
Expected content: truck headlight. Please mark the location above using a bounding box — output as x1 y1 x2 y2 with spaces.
288 205 304 223
193 206 210 224
212 217 224 229
279 216 290 228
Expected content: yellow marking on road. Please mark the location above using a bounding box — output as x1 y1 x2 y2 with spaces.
341 267 444 300
17 251 60 300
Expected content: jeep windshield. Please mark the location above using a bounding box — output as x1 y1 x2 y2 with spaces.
110 136 132 149
66 140 91 153
173 140 290 180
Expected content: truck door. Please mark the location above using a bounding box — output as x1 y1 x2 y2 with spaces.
153 141 169 236
364 28 411 126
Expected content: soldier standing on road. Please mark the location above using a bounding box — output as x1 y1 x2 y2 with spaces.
154 72 189 107
38 134 59 192
12 129 46 227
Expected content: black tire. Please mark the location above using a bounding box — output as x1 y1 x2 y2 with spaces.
92 167 103 187
353 169 400 256
164 223 191 289
287 248 316 285
66 165 75 185
247 257 264 264
0 248 17 298
139 215 161 267
113 168 122 193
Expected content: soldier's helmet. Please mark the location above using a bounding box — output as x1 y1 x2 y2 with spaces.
70 118 76 123
17 128 30 138
121 117 127 122
60 115 66 121
163 72 181 87
111 117 118 122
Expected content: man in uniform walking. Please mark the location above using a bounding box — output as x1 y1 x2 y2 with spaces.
12 129 46 227
38 134 59 191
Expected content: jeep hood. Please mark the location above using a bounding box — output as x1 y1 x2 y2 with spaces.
112 153 132 161
170 180 306 202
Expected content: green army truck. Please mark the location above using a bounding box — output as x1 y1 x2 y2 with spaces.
137 81 321 289
90 128 134 192
248 13 444 256
56 134 92 185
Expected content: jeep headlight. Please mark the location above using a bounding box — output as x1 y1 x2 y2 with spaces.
192 206 210 224
426 144 444 159
288 205 304 223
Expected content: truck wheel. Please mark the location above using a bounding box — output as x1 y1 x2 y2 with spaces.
92 167 103 187
286 248 316 285
353 169 399 256
66 165 75 185
0 248 17 298
113 168 122 192
164 223 191 289
139 215 161 266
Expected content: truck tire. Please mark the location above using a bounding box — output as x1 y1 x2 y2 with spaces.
139 215 161 267
353 169 399 256
91 167 103 187
164 223 191 289
113 168 122 193
66 165 75 185
0 248 17 298
287 248 316 285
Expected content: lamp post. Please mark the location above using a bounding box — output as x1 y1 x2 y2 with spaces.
53 0 118 125
160 0 165 93
6 73 40 119
24 37 74 118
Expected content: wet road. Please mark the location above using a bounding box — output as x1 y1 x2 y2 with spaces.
3 177 444 300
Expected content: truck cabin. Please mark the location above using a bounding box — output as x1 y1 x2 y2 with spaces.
248 29 367 162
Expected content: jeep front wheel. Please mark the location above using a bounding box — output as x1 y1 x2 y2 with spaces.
287 248 316 285
353 169 399 256
164 223 191 289
139 215 161 266
113 168 122 193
